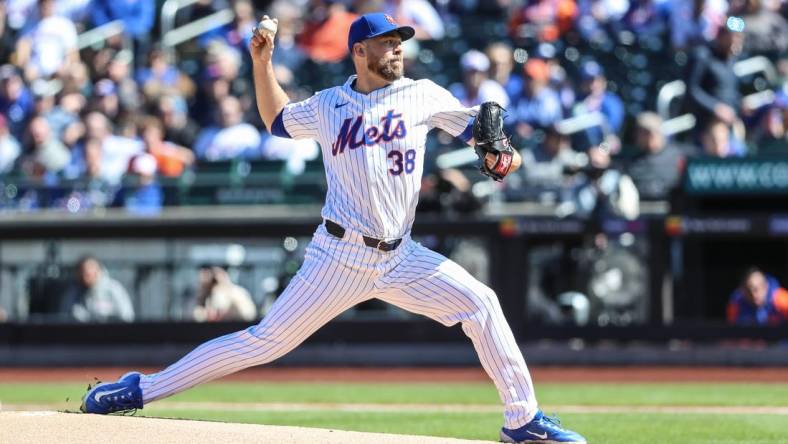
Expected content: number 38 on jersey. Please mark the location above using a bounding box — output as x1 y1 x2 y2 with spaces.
331 110 416 176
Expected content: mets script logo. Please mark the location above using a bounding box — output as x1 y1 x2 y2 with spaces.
384 15 397 25
331 110 407 156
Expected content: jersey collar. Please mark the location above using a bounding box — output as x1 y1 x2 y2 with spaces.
344 75 409 98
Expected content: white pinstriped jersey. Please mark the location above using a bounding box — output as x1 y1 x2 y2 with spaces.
281 76 478 239
136 71 539 432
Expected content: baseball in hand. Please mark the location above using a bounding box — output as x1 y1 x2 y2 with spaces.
256 17 278 38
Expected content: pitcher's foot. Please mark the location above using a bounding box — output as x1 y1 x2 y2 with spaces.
80 371 143 414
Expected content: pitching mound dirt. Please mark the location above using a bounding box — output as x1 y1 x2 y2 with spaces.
0 411 494 444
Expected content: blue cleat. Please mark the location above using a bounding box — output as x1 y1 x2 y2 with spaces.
80 371 143 414
500 410 586 443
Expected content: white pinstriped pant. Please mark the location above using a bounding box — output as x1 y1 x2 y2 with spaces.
139 224 538 428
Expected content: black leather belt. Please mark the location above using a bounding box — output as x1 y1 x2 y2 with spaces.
324 220 402 252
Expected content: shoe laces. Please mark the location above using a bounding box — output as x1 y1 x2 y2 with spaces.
540 413 564 431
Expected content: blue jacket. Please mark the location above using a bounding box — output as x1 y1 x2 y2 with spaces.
727 275 788 325
91 0 154 37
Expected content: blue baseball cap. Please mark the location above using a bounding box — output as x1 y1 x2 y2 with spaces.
347 13 415 53
580 60 604 80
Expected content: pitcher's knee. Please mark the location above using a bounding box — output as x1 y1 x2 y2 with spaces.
459 287 501 324
245 322 286 344
474 287 501 311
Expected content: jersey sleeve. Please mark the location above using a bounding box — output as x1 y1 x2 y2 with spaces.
271 92 321 140
424 81 478 143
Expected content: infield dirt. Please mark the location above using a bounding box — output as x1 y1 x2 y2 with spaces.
0 411 495 444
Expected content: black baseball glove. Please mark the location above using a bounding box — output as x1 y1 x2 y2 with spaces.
472 102 515 181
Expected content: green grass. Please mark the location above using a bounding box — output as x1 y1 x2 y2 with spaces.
560 413 788 444
143 409 503 441
5 381 788 407
138 410 788 443
2 382 788 443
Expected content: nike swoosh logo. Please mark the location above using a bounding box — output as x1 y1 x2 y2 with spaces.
94 387 126 403
526 430 548 439
335 102 349 109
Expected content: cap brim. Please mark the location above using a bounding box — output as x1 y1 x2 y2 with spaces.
370 26 415 43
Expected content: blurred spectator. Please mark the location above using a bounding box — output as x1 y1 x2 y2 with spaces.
509 0 578 43
58 138 117 210
90 48 119 82
727 267 788 325
449 50 509 108
199 0 258 52
485 42 523 104
0 1 15 65
194 96 262 161
157 94 200 149
513 58 563 138
741 0 788 54
30 78 59 122
117 114 139 140
573 60 624 151
699 118 747 157
192 266 257 322
621 0 668 38
90 79 123 122
136 46 195 103
625 112 685 200
561 146 640 220
686 24 744 129
105 50 142 113
20 115 70 176
5 0 37 32
297 0 358 63
46 92 86 150
753 105 788 154
14 0 80 80
84 111 144 185
14 0 92 30
269 1 309 72
537 44 576 114
60 255 134 322
59 62 92 97
83 138 105 181
577 0 630 44
114 153 163 215
90 0 155 65
139 116 195 178
0 114 21 174
194 42 252 126
512 126 588 203
669 0 728 50
0 65 35 140
382 0 446 40
54 0 92 24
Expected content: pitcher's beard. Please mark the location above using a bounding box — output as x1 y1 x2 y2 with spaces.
369 58 403 82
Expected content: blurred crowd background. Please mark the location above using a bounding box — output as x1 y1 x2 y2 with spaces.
0 0 785 215
0 0 787 326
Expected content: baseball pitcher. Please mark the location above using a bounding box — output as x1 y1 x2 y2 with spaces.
81 12 585 444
